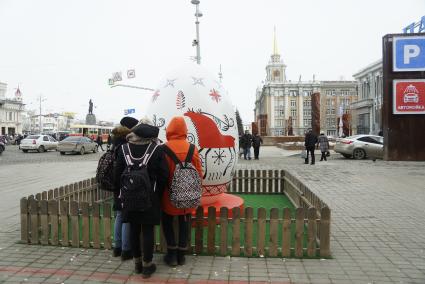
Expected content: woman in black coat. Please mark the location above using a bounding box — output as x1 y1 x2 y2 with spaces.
110 117 139 261
113 122 168 278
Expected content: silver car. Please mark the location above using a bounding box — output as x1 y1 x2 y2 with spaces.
334 134 383 160
20 135 58 153
58 136 98 155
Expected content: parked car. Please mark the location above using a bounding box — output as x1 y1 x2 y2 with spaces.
20 135 58 153
334 134 383 160
57 136 97 155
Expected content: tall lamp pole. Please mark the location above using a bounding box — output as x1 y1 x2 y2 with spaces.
191 0 202 64
37 95 46 134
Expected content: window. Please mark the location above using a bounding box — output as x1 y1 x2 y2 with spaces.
8 112 12 121
48 136 56 142
358 136 383 145
303 99 311 108
289 90 298 96
303 109 311 117
341 90 350 96
43 136 49 141
290 99 296 107
303 118 311 126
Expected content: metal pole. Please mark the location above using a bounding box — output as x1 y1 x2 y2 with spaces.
195 4 201 64
39 95 42 134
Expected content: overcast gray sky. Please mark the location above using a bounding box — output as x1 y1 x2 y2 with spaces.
0 0 424 124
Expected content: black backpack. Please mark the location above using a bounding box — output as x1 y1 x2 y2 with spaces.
119 143 158 212
96 149 115 192
163 144 202 209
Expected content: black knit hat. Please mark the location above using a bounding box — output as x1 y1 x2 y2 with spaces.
120 117 138 129
132 123 159 139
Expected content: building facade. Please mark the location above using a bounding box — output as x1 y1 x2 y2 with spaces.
254 46 357 137
0 82 25 135
351 60 383 135
27 113 72 134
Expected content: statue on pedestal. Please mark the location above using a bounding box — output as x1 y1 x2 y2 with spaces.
86 99 96 125
88 99 93 115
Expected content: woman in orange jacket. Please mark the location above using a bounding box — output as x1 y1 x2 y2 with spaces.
161 116 203 266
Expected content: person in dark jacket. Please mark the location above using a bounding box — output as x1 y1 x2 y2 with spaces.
304 129 318 165
107 134 112 150
241 130 253 160
113 120 169 278
96 135 104 151
111 117 139 261
252 133 263 160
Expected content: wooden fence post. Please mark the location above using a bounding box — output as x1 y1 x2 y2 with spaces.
257 208 266 256
30 198 39 244
92 203 100 249
295 207 304 257
40 200 48 245
20 198 28 243
282 207 291 257
244 207 253 257
320 207 331 257
70 201 79 247
103 203 112 249
60 200 69 246
207 207 216 255
195 207 203 254
307 207 317 257
48 200 59 246
81 202 89 248
269 208 279 257
231 207 240 256
219 207 228 256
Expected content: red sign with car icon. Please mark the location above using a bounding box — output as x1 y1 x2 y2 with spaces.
393 79 425 114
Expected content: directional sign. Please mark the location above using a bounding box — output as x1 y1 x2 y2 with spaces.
127 69 136 79
393 79 425 114
393 36 425 71
124 108 135 115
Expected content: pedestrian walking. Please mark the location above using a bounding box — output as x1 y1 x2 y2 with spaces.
317 131 329 161
252 133 263 160
241 130 253 160
107 134 112 150
111 117 139 261
304 129 318 165
161 117 203 267
113 121 169 278
96 135 104 151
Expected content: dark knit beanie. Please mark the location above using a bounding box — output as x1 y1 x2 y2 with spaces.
120 117 138 129
132 123 159 139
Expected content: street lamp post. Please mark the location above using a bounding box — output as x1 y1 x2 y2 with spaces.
191 0 202 64
37 95 46 134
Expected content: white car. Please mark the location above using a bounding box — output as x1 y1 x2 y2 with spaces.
20 135 58 153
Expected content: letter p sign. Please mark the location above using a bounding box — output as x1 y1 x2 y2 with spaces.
394 36 425 71
404 45 420 64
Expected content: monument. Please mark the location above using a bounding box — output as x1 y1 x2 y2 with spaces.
86 99 96 125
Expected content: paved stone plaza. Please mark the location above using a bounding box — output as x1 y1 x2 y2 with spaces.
0 145 424 283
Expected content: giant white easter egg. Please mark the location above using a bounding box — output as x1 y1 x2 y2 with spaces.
146 63 238 204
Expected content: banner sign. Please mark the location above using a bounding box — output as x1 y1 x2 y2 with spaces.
393 79 425 114
124 108 135 115
113 72 122 82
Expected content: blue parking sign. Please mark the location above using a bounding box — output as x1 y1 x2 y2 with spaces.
393 36 425 71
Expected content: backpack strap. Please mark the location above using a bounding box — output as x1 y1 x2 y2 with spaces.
184 144 195 165
163 145 182 166
141 143 159 166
